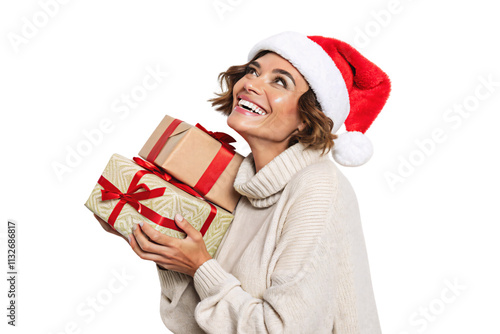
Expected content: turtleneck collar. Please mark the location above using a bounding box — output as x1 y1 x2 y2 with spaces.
233 142 330 208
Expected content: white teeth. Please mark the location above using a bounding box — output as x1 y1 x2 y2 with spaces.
238 99 267 115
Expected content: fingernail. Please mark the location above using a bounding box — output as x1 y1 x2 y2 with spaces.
139 222 144 227
175 214 183 222
127 235 131 243
132 224 138 231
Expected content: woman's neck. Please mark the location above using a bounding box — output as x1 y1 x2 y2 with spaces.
248 140 290 173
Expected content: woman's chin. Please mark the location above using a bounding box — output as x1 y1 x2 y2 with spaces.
227 112 248 134
227 114 259 139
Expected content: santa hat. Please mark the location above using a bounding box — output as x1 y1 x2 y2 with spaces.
248 31 391 167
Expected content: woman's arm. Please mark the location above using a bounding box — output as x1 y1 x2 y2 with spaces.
155 267 206 333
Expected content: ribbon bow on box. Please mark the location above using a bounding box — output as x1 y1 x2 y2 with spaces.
195 123 236 152
98 159 217 237
98 169 181 232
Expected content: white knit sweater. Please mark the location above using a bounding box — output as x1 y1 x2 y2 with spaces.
156 142 382 333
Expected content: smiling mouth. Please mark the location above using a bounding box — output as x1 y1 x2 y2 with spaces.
237 98 268 115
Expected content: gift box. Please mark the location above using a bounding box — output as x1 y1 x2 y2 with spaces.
85 154 234 257
138 115 244 212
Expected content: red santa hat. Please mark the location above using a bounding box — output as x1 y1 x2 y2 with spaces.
248 31 391 167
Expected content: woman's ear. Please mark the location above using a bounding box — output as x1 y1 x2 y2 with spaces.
297 120 306 132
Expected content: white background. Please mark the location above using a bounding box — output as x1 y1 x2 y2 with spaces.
1 1 499 333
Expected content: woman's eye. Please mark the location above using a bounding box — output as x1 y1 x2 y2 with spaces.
246 67 257 76
275 77 287 88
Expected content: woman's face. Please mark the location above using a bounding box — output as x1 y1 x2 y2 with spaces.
227 52 309 150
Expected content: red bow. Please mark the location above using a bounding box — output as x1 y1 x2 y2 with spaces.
98 170 181 232
195 123 236 151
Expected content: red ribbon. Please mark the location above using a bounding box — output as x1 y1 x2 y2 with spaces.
133 157 203 198
98 163 217 236
146 118 183 162
132 157 218 236
193 123 236 196
195 123 236 152
98 170 180 232
133 157 173 182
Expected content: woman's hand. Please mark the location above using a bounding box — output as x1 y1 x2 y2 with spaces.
94 214 128 242
128 214 212 277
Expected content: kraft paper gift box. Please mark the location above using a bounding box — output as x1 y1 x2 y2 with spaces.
138 115 244 213
84 153 234 257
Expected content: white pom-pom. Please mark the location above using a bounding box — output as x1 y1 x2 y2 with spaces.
332 131 373 167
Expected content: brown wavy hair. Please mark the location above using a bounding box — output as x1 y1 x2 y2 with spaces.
209 50 337 155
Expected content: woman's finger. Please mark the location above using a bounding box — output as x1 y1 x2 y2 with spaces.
174 214 202 241
139 221 180 246
128 233 165 263
132 224 166 254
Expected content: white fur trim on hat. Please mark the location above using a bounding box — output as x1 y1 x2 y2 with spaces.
248 31 349 134
332 131 373 167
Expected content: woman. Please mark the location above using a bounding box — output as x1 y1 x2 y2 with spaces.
96 31 390 333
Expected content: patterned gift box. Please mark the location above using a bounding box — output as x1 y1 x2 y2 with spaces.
85 153 234 257
139 115 244 213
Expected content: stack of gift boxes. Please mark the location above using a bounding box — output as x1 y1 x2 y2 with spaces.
85 115 244 257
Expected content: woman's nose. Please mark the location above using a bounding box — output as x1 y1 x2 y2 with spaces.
243 77 264 95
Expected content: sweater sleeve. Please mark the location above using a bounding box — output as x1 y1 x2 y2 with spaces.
192 169 342 333
156 266 206 333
